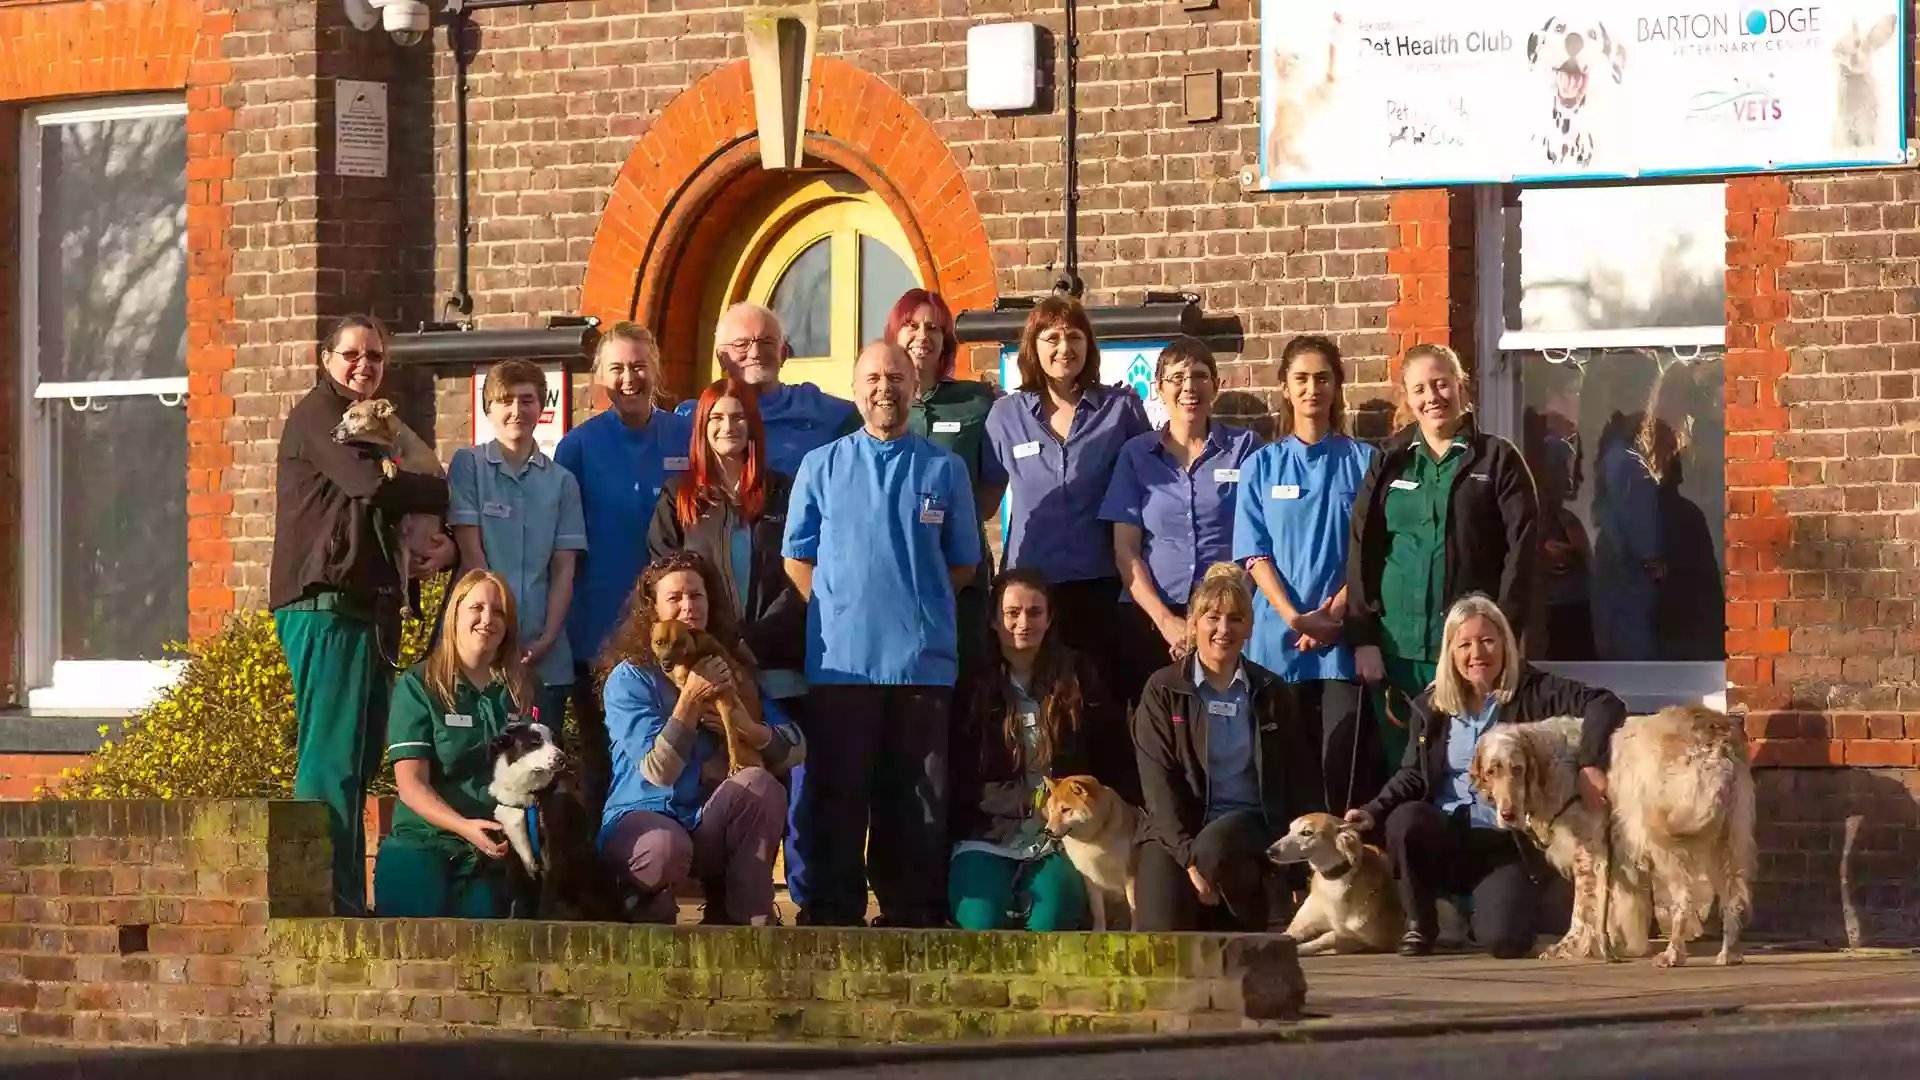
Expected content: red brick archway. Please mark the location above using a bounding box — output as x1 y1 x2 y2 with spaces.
580 58 997 394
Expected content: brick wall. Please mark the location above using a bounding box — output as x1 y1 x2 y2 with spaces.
1 799 1303 1047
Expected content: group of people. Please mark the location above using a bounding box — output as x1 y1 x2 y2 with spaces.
269 288 1631 956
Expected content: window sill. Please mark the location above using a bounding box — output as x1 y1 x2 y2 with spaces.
1531 660 1728 714
25 660 183 715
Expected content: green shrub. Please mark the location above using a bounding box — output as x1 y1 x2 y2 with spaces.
52 577 447 800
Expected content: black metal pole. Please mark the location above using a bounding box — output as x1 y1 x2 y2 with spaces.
1056 0 1083 297
445 11 474 317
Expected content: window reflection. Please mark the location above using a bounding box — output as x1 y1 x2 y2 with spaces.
770 237 832 358
858 235 915 347
1519 348 1727 662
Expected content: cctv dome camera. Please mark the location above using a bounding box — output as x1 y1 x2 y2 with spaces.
380 1 432 46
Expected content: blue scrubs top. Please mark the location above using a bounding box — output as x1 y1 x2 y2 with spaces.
554 407 695 665
982 385 1151 585
1231 433 1375 682
783 430 982 687
677 380 857 476
1098 424 1264 607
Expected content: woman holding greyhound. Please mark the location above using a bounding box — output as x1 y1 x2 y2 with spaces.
1131 563 1323 932
946 569 1126 931
270 313 454 916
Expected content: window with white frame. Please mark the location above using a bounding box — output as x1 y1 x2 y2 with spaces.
19 97 189 712
1475 182 1729 712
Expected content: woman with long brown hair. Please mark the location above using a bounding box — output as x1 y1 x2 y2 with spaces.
596 550 804 925
373 569 532 918
947 569 1126 930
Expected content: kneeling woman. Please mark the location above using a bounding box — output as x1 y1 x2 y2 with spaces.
375 569 531 918
948 570 1126 931
598 550 804 925
1132 563 1323 932
1345 593 1625 958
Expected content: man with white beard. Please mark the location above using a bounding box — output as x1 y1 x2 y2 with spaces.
781 340 981 927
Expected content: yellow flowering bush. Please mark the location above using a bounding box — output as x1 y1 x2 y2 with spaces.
51 577 446 800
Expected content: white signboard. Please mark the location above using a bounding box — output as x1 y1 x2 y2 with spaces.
471 362 571 458
1255 1 1908 190
335 79 388 178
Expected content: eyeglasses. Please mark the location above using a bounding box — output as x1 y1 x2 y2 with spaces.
329 349 386 365
1161 371 1215 388
723 337 782 355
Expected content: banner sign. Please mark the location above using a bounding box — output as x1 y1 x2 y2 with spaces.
1254 1 1909 190
472 362 570 457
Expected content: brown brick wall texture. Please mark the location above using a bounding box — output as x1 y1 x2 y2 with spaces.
0 800 1303 1047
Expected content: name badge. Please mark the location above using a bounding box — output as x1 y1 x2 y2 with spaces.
920 508 947 525
444 714 474 728
932 421 963 434
1213 468 1242 483
482 501 513 519
663 456 691 471
1389 478 1420 491
1271 484 1301 500
1013 441 1042 460
1206 700 1238 717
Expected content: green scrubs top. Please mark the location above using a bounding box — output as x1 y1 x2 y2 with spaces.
1378 439 1466 664
385 664 521 852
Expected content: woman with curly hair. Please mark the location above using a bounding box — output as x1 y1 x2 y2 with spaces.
596 550 805 924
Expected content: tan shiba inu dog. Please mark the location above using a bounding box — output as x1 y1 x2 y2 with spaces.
1041 775 1143 932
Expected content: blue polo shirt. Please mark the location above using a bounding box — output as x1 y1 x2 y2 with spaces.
1196 659 1260 824
1097 424 1263 607
1232 433 1376 682
554 407 695 665
783 429 981 687
1440 696 1501 829
982 385 1151 585
447 441 588 688
677 381 856 476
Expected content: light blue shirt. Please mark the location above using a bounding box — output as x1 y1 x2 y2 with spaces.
554 408 695 666
1232 434 1376 682
677 381 856 476
447 442 588 688
1196 659 1260 824
1440 696 1501 829
783 430 982 686
1099 425 1264 606
982 385 1152 584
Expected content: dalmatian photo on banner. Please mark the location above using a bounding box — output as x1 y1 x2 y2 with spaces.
1255 1 1909 190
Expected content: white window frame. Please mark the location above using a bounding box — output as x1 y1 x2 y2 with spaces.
1472 185 1729 712
18 95 190 713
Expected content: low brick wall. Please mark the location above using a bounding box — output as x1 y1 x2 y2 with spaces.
1 800 1304 1047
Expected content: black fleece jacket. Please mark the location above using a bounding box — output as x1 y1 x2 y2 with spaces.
646 472 807 675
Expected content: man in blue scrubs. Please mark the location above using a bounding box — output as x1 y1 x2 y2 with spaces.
782 340 981 927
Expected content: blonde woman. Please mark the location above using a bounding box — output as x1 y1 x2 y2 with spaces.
1344 594 1625 958
554 322 695 816
1344 344 1539 772
374 569 535 918
1131 563 1322 932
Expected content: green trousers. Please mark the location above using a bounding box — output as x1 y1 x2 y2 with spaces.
372 832 509 918
949 849 1088 931
276 606 391 917
1370 654 1437 774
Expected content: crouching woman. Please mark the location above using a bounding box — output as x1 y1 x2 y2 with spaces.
1132 563 1323 932
374 569 532 918
1344 593 1626 958
597 550 804 925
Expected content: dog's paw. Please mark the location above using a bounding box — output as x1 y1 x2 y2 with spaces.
1713 948 1744 967
1654 945 1687 968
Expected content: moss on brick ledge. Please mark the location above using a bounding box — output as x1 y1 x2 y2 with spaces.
267 918 1305 1044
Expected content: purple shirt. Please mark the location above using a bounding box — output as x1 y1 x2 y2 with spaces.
1098 425 1265 606
984 385 1152 585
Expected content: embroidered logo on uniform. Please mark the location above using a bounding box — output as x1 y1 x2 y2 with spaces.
1468 473 1492 482
1171 714 1186 725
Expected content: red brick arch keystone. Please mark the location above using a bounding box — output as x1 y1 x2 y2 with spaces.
581 58 997 393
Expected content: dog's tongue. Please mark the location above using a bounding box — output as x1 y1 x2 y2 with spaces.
1557 68 1588 104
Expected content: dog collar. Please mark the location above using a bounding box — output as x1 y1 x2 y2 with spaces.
1319 857 1354 881
526 803 543 870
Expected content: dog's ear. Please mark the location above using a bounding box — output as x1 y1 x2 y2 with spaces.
1604 26 1626 82
1333 825 1363 863
371 398 395 418
1522 732 1553 811
488 728 518 760
1468 738 1489 795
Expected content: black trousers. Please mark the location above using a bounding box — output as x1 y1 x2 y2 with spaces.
1115 598 1185 709
1301 678 1383 816
1386 801 1558 959
795 684 951 927
1049 576 1122 683
571 661 612 826
1133 810 1275 932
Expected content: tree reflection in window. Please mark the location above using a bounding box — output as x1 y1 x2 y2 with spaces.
770 237 832 358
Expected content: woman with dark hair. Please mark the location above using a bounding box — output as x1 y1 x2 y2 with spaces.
1232 335 1379 812
270 313 454 917
597 550 805 925
948 570 1124 931
1099 336 1261 721
895 289 1001 672
983 296 1152 698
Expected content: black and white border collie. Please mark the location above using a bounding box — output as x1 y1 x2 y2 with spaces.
488 722 623 921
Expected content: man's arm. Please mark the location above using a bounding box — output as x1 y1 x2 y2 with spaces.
784 558 815 601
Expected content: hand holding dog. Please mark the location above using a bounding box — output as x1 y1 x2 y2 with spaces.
411 532 457 576
1343 807 1376 833
1578 766 1609 812
459 818 510 860
1187 864 1219 906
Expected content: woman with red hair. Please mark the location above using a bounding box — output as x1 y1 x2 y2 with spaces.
646 379 806 706
890 289 1001 672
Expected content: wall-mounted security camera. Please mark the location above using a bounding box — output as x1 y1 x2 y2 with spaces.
343 0 433 47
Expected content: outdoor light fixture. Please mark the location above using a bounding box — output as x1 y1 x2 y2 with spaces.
343 0 432 46
966 22 1041 112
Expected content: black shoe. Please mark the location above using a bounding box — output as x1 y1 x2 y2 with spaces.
700 877 736 926
1398 930 1435 957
